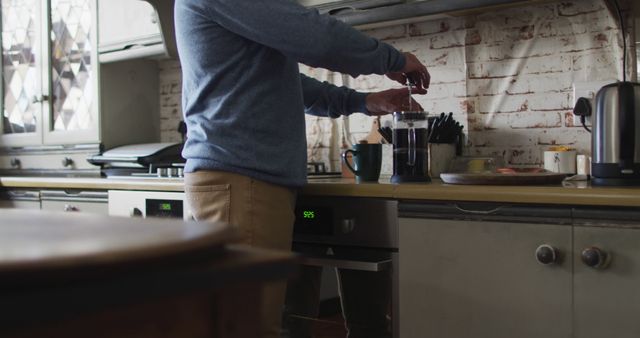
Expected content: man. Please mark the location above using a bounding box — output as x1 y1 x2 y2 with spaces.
174 1 430 337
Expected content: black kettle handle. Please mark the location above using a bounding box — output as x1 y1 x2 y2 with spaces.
618 82 635 167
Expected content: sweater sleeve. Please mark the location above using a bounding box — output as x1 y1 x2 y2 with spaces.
300 74 369 118
203 0 405 77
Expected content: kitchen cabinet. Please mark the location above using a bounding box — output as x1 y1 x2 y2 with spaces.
98 0 166 63
0 0 100 147
399 202 572 338
40 189 108 215
572 208 640 338
0 1 161 175
0 189 40 209
399 202 640 338
0 188 108 214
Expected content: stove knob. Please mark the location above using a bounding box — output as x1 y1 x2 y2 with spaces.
168 168 178 177
157 168 167 177
131 208 143 217
177 168 184 177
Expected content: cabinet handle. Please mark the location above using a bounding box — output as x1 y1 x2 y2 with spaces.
535 244 559 265
454 204 503 215
10 158 21 168
31 95 50 104
61 157 74 167
64 204 80 212
581 247 610 269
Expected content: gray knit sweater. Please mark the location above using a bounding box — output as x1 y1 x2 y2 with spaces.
174 0 405 187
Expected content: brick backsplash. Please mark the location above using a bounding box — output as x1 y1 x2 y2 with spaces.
159 60 183 143
159 0 630 171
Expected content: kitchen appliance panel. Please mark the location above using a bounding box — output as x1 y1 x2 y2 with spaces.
108 190 190 220
294 196 398 248
293 196 399 338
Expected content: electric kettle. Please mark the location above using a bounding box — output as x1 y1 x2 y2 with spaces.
591 81 640 186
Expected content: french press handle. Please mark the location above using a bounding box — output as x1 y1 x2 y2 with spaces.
407 128 416 166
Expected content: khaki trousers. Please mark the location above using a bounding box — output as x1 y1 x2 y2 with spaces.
184 170 296 338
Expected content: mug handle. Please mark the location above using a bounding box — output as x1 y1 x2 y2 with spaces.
342 149 359 175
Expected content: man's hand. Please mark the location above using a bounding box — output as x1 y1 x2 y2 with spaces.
386 52 430 91
365 87 424 116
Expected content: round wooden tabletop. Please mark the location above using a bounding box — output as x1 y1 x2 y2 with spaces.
0 209 236 274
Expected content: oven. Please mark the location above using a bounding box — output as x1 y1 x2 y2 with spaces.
292 196 399 338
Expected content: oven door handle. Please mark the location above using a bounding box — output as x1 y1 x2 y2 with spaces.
299 256 392 272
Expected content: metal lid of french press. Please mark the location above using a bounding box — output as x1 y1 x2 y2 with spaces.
393 111 428 122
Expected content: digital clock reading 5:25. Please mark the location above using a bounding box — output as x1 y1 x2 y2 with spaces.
294 207 333 236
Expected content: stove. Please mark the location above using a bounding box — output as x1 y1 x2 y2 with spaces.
91 143 340 180
306 161 341 179
88 142 185 179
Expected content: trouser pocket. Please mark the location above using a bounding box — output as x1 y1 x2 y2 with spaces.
184 184 231 224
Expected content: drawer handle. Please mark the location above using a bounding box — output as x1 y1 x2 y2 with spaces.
64 204 80 212
454 204 503 215
299 256 391 272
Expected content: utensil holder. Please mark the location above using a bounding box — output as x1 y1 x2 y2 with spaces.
429 143 457 178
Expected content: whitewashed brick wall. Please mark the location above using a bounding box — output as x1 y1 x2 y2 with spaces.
159 0 629 170
159 60 184 143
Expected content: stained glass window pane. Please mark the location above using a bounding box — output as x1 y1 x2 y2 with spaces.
1 0 39 135
50 0 93 132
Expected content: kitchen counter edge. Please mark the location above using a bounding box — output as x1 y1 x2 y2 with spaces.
1 176 640 207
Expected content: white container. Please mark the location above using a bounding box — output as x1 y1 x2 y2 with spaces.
543 150 577 174
576 154 591 175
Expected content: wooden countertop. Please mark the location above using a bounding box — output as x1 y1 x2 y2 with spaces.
302 177 640 207
1 175 640 207
0 176 185 192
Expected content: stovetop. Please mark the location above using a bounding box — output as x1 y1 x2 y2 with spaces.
105 162 341 181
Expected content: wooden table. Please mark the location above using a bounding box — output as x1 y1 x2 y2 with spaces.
0 210 296 338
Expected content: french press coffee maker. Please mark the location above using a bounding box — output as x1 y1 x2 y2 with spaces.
391 111 431 183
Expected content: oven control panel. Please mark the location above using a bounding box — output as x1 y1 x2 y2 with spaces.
146 199 184 218
108 190 191 220
294 206 334 236
294 197 398 249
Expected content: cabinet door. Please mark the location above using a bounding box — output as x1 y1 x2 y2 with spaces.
574 226 640 338
399 217 572 338
43 0 99 145
0 190 40 209
0 0 46 146
98 0 161 52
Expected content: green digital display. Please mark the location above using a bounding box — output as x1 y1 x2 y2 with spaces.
294 206 333 236
147 199 183 218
